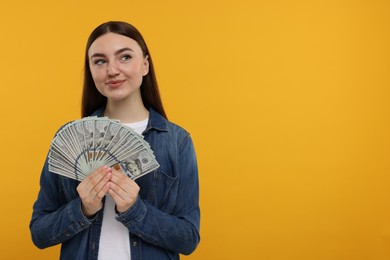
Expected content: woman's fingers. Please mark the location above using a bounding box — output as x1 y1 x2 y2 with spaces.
80 166 111 192
77 165 140 215
77 165 112 217
108 168 140 213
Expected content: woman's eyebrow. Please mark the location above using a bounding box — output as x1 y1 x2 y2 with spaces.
115 47 134 55
90 47 135 59
90 53 105 59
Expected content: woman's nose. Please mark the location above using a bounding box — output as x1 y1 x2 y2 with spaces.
107 62 119 76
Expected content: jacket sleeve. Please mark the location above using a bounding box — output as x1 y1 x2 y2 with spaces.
29 159 93 249
116 133 200 255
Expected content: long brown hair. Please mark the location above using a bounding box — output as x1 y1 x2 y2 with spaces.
81 21 167 119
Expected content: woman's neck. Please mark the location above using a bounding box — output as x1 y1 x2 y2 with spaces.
104 98 149 123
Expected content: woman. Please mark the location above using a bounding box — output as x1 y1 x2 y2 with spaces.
30 21 200 260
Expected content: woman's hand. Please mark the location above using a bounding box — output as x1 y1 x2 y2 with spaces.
76 165 112 218
108 168 140 213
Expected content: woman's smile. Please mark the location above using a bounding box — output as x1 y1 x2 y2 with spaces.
106 79 126 88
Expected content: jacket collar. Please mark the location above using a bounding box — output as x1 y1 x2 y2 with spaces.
91 107 168 133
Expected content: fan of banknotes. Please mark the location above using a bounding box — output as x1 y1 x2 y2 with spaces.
48 116 159 181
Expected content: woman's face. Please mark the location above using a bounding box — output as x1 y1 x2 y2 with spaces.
88 32 149 102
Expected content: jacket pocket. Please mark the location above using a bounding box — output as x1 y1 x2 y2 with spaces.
148 170 178 214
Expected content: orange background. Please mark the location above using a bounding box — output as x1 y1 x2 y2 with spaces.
0 0 389 259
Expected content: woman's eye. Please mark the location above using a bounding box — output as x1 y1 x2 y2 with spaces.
94 59 106 65
121 55 131 61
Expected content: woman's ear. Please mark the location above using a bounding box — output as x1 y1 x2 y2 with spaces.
143 55 149 76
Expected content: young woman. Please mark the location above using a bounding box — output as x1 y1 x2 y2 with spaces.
30 21 200 260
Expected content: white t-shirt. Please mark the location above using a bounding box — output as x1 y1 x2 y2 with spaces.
98 118 148 260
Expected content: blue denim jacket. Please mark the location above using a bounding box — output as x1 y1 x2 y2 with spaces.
30 108 200 259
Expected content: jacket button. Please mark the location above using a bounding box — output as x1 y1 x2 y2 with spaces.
133 241 137 247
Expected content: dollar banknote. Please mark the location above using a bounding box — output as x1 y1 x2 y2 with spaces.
48 117 159 181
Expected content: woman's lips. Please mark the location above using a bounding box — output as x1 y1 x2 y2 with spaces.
106 80 126 88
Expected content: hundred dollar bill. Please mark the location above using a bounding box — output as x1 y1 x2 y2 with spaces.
112 149 159 180
48 117 159 181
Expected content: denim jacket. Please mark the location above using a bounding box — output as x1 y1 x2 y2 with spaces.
30 108 200 260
